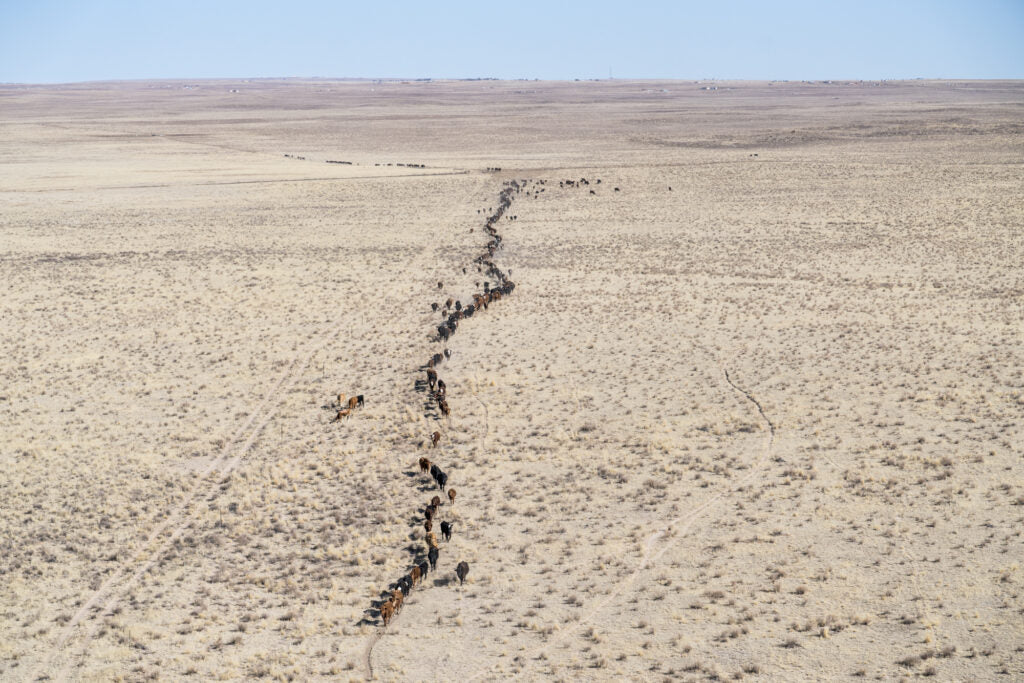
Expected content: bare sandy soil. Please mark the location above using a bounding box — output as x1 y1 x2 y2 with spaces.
1 78 1023 681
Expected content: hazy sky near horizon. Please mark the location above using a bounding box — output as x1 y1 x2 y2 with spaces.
2 0 1022 83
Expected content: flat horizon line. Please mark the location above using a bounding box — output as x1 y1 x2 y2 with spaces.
3 76 1024 87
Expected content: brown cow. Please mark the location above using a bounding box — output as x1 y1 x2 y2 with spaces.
348 396 359 410
424 519 432 533
333 409 351 422
380 600 394 626
427 368 437 391
419 456 431 473
445 297 453 309
448 488 456 506
431 495 442 508
426 531 438 549
439 400 450 418
431 431 441 448
337 393 346 405
425 504 437 521
410 565 422 588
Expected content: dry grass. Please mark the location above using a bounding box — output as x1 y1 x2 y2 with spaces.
1 78 1022 680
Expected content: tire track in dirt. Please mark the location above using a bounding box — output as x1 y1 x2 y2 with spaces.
467 365 777 681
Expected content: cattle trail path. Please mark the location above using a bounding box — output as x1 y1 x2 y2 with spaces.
362 178 523 677
362 627 382 680
39 243 436 681
468 364 777 682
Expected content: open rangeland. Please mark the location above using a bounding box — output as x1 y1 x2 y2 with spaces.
1 79 1023 681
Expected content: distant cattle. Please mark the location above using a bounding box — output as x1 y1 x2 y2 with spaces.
448 488 456 506
419 560 429 580
440 520 454 542
427 369 437 390
438 325 450 342
445 297 454 309
431 495 442 508
425 504 437 521
348 396 359 410
410 565 422 587
444 348 452 360
333 409 351 421
439 399 450 418
437 379 446 395
438 281 443 289
424 519 432 533
431 430 441 448
426 531 438 549
456 561 469 585
428 546 439 571
357 394 365 408
419 456 431 473
436 471 448 492
430 464 440 480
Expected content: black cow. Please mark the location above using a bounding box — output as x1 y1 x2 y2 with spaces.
456 561 469 585
428 546 439 571
440 520 454 542
437 379 446 395
419 560 429 579
436 471 448 492
438 325 450 342
427 369 437 391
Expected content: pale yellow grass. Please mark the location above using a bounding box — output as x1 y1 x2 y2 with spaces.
1 78 1022 681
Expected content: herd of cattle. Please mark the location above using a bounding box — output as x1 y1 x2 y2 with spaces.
370 179 539 629
346 176 605 629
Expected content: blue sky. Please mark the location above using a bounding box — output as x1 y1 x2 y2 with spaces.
1 1 1022 83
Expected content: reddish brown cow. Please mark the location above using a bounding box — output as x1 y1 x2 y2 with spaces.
431 431 441 448
380 600 394 626
448 488 456 505
431 495 442 508
348 396 359 410
419 456 431 473
424 519 432 533
333 409 351 421
410 565 422 587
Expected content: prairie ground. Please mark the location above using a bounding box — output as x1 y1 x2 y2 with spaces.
1 78 1022 681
